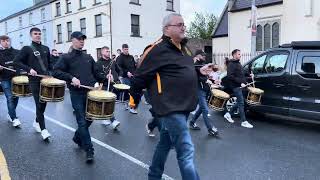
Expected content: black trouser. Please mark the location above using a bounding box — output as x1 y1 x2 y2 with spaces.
70 91 93 151
30 81 47 130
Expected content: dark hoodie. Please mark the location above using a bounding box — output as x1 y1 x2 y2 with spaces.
0 47 20 80
226 59 247 89
116 53 136 78
95 57 121 84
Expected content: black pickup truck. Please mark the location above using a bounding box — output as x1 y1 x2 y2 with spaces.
224 41 320 123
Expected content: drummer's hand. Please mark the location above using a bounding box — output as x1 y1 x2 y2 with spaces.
0 65 3 70
214 80 221 84
241 83 246 88
127 72 133 78
29 69 37 76
72 77 81 88
250 73 254 78
206 79 213 85
107 74 114 82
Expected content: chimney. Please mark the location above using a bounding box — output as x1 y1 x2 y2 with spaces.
228 0 235 11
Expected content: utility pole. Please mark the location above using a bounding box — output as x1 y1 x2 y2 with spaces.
109 0 113 54
251 0 257 58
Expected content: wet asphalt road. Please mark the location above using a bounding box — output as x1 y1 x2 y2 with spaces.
0 92 320 180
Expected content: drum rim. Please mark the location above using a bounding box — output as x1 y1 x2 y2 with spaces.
41 78 66 86
12 76 29 83
88 90 117 100
113 84 130 90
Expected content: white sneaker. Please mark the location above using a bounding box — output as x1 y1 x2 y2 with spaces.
7 114 12 122
12 118 21 127
208 113 211 117
103 120 111 126
191 111 195 115
241 121 253 129
33 121 41 133
129 108 138 114
111 120 120 130
145 124 155 137
41 129 51 140
223 112 234 123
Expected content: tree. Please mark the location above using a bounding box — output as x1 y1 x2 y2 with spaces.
186 12 217 40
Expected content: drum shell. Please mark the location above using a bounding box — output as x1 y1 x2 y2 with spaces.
12 82 32 97
208 95 228 111
86 93 116 120
40 83 65 102
246 92 262 105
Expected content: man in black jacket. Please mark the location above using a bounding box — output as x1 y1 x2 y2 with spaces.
0 35 21 127
189 50 218 136
14 27 52 140
50 49 59 67
95 46 121 130
224 49 254 128
129 13 200 180
116 44 137 114
53 31 105 163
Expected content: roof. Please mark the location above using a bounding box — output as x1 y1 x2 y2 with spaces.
0 0 55 23
212 0 283 38
280 41 320 49
230 0 283 12
212 6 228 38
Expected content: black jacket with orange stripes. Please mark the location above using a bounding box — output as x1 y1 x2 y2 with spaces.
130 35 198 117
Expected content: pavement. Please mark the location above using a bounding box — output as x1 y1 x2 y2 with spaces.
0 92 320 180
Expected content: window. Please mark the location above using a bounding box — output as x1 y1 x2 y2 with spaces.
66 0 72 13
57 24 62 43
256 25 263 51
97 48 102 59
67 22 72 41
264 24 271 50
19 34 23 48
80 18 86 35
297 54 320 79
56 2 61 16
264 52 288 74
167 0 174 11
95 14 102 37
251 55 267 74
79 0 85 9
130 0 140 5
29 12 33 25
42 28 47 45
41 8 46 21
272 22 280 47
19 17 22 28
131 14 140 37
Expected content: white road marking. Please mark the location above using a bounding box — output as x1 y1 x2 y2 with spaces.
20 106 174 180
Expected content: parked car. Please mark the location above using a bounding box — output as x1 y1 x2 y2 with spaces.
222 41 320 123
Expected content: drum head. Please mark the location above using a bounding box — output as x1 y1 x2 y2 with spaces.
247 87 264 94
113 84 130 90
41 78 66 86
212 89 230 99
12 76 29 84
88 90 116 100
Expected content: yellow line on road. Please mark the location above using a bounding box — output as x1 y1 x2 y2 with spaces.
0 148 11 180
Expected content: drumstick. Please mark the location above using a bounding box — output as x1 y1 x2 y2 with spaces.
240 82 255 89
107 70 111 92
0 66 51 78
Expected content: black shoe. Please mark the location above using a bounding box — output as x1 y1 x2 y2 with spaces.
72 136 82 148
86 149 94 163
189 122 201 130
208 128 219 137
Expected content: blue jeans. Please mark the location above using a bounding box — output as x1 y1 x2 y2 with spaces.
230 87 247 122
1 80 19 120
70 91 93 151
190 89 214 130
148 113 200 180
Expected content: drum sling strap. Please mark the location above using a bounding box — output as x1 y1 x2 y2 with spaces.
30 44 47 73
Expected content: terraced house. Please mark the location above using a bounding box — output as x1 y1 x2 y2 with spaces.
0 0 180 59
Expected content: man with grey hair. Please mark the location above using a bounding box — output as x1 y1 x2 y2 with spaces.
129 13 200 180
